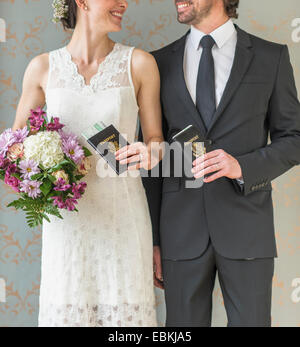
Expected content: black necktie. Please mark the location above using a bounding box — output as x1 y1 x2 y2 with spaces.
196 35 216 131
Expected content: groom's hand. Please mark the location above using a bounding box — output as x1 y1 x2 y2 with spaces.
191 149 243 183
153 246 164 290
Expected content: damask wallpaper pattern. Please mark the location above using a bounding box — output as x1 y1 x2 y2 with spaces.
0 0 299 327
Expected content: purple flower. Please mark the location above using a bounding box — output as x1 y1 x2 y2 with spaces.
19 159 41 180
28 107 46 132
59 129 84 164
58 129 78 143
62 138 85 165
50 196 65 209
72 182 87 199
46 117 65 131
30 106 46 119
4 171 20 192
54 178 71 192
6 163 18 175
0 154 10 169
4 163 20 192
64 197 78 211
0 129 16 156
50 195 78 211
12 126 29 143
19 179 42 198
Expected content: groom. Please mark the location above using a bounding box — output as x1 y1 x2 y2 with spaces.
140 0 300 327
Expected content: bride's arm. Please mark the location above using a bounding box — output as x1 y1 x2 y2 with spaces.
115 48 164 171
12 53 48 131
132 48 163 145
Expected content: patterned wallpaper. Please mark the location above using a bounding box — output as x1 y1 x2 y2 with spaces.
0 0 299 327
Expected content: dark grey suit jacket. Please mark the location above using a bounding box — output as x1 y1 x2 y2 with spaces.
140 25 300 260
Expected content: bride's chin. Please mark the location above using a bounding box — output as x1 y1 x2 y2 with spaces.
109 25 122 33
109 22 123 32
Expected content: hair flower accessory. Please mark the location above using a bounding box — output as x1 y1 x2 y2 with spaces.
52 0 69 23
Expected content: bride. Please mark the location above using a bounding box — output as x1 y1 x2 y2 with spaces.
12 0 164 327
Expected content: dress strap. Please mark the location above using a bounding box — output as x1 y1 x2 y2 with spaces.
125 46 140 142
46 48 65 93
46 50 55 93
127 46 136 92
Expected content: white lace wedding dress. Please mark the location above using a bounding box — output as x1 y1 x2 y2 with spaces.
38 42 157 327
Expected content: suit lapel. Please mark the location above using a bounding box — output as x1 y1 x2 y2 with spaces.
170 26 254 139
206 26 254 136
171 31 207 139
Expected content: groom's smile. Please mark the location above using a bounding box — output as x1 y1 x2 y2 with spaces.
176 0 191 12
175 0 192 19
175 0 215 25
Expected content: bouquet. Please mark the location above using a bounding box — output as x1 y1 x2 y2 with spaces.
0 107 92 228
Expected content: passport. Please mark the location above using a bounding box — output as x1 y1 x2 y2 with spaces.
82 123 130 175
171 125 212 179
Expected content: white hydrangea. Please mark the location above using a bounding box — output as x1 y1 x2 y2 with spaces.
23 131 64 169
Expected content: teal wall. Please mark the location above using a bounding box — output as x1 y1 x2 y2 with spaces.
0 0 299 327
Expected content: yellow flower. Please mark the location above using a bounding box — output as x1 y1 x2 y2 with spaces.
7 143 24 161
52 169 69 184
76 157 91 176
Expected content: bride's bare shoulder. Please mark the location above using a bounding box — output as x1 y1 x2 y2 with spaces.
131 48 159 84
26 53 49 75
24 53 49 91
131 48 157 68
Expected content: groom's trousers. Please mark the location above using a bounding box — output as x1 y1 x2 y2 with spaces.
162 241 274 327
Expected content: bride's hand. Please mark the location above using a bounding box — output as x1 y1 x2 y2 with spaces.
153 246 164 290
115 142 160 171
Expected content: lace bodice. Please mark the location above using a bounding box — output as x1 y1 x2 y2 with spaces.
47 43 134 95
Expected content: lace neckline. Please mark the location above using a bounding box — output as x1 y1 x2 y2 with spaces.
62 42 119 91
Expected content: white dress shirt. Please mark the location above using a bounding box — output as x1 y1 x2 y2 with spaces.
184 19 237 107
183 19 244 184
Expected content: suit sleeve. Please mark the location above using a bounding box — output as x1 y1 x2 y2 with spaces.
235 45 300 196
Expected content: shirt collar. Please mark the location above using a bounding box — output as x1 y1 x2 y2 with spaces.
190 19 236 50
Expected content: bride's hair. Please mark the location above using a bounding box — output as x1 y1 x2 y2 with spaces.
61 0 77 30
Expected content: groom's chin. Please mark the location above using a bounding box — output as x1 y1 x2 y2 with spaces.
177 15 193 25
176 10 195 24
